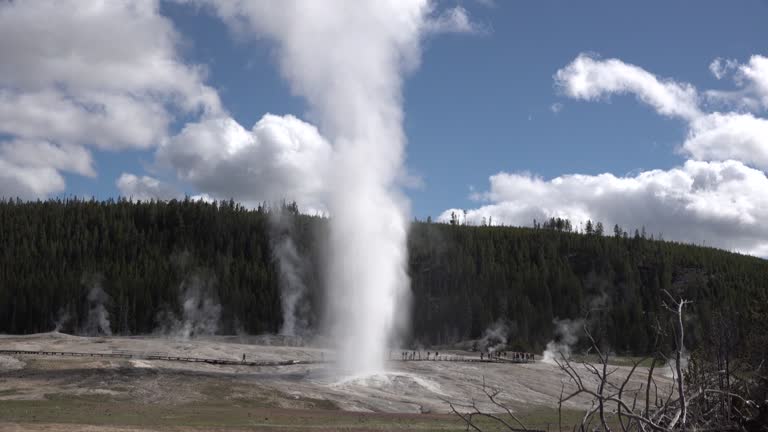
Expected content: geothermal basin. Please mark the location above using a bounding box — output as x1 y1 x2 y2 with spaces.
0 332 671 430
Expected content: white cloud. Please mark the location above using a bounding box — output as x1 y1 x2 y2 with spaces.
446 53 768 256
737 55 768 109
554 53 701 120
1 140 95 178
709 58 738 80
0 1 220 114
550 102 564 114
439 160 768 255
0 139 95 199
158 114 332 212
706 55 768 112
555 53 768 170
684 112 768 168
190 193 215 204
0 89 169 151
0 0 221 198
116 174 180 201
0 161 66 200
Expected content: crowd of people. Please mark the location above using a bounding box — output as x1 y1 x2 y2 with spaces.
398 350 535 362
479 350 534 361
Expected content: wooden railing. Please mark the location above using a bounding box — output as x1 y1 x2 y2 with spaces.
0 349 321 367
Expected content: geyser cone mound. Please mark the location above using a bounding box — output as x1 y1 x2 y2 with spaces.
331 371 447 396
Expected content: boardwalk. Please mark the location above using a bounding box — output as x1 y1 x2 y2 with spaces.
0 349 321 367
1 348 536 366
397 351 536 364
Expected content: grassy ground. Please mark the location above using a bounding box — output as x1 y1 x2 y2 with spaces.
569 354 659 368
0 394 593 431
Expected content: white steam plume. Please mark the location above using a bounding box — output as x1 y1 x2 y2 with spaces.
199 0 467 374
155 274 221 340
542 318 583 364
476 320 509 354
53 306 71 333
82 275 112 336
663 351 690 380
269 205 311 337
178 276 221 340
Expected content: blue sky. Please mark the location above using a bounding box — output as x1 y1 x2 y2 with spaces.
152 1 768 218
63 0 767 218
2 0 768 254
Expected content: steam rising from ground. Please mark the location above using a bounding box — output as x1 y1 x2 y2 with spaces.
53 307 71 333
82 275 112 336
663 351 690 380
155 274 221 340
542 318 584 364
476 320 509 353
269 206 310 337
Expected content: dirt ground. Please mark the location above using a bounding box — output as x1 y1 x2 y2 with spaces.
0 333 672 431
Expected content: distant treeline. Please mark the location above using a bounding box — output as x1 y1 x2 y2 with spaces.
1 198 767 355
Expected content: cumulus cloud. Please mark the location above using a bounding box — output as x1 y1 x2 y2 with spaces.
3 0 482 213
555 53 768 170
555 53 701 120
706 56 768 112
0 162 66 200
446 54 768 256
440 160 768 255
158 114 332 212
0 90 169 151
0 1 220 116
0 0 221 199
735 55 768 109
2 140 95 178
0 140 95 199
685 112 768 168
116 174 180 201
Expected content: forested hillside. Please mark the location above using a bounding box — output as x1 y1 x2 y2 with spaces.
2 198 767 355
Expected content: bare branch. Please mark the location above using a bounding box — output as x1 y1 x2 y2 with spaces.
645 357 657 416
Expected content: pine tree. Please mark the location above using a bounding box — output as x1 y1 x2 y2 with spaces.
585 220 594 235
595 222 604 236
1 198 766 356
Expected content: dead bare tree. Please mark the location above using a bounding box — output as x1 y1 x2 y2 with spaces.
442 377 531 432
447 293 767 431
662 290 691 430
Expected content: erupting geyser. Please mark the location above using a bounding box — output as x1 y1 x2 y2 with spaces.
208 0 458 374
317 4 426 374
